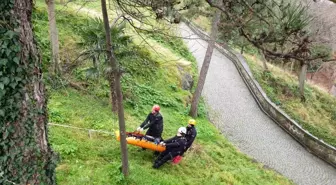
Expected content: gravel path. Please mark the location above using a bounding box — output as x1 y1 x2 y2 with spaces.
179 23 336 185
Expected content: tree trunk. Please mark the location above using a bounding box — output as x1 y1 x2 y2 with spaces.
101 27 117 112
260 51 269 72
189 1 222 117
299 62 308 102
281 60 284 69
114 71 129 175
240 45 244 54
0 0 56 184
46 0 60 76
109 73 118 112
92 55 99 78
101 0 129 176
291 60 295 72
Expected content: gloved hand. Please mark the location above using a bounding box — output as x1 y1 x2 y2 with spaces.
137 127 144 132
159 142 165 146
154 138 161 144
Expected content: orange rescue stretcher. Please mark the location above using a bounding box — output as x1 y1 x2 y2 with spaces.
115 130 166 152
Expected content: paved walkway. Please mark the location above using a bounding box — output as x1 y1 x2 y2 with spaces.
179 23 336 185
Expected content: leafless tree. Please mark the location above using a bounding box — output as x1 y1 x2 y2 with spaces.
189 0 222 117
101 0 129 176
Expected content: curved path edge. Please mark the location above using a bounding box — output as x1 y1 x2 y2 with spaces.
183 20 336 168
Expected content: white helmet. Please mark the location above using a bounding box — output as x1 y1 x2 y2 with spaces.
178 127 187 135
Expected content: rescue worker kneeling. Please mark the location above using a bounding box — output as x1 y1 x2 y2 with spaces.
183 119 197 155
153 127 187 169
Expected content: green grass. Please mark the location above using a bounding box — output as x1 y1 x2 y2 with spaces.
33 2 292 184
49 89 292 185
245 55 336 147
192 15 211 33
147 31 197 63
33 2 90 71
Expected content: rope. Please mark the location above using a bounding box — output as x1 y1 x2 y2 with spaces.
48 123 115 137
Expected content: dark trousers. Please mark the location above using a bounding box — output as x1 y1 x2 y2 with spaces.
181 144 191 155
153 150 180 168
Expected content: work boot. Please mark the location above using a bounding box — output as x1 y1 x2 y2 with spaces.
153 160 164 169
152 162 160 169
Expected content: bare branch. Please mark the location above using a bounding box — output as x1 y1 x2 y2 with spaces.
111 13 125 28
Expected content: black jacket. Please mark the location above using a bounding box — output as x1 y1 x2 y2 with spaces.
185 126 197 148
163 136 187 153
140 112 163 138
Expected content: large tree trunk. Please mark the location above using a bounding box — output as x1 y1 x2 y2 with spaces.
46 0 60 76
101 0 129 176
0 0 56 184
189 1 222 117
299 61 308 102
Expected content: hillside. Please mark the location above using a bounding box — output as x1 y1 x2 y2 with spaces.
245 55 336 147
32 1 293 184
190 1 336 148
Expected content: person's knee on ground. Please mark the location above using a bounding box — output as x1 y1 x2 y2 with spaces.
153 153 173 169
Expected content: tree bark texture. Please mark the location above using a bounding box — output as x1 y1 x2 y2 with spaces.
189 1 222 117
114 71 129 176
46 0 60 76
0 0 57 184
101 0 129 176
100 6 117 112
109 72 118 112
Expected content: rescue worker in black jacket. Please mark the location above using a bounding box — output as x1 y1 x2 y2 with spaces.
137 105 163 143
153 127 187 169
183 119 197 154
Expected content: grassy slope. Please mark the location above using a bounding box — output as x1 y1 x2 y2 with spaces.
34 1 292 184
49 89 291 185
245 55 336 147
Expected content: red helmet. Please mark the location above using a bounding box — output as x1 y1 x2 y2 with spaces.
152 105 160 112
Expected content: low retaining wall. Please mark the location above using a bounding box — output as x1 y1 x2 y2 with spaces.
183 21 336 168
